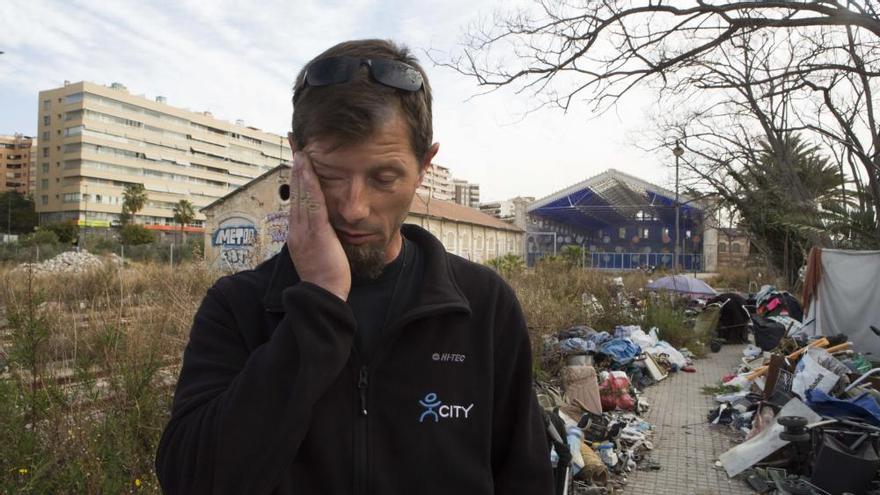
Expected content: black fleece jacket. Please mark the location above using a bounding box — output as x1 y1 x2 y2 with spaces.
155 224 553 494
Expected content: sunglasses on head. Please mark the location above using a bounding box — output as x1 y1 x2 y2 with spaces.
298 56 424 94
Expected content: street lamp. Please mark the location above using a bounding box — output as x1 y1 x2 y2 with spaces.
673 141 684 273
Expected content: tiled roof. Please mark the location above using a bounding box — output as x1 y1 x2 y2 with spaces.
409 194 522 232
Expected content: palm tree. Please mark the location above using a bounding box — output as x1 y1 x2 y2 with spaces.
172 199 196 245
121 183 148 225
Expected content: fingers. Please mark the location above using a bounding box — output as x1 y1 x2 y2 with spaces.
289 152 328 231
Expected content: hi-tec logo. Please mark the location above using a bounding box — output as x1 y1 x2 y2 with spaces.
432 352 466 363
418 393 474 423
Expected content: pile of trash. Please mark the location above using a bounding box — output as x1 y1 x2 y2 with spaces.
705 284 880 494
13 250 110 275
538 322 697 493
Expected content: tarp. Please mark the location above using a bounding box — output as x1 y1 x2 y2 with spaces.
803 249 880 358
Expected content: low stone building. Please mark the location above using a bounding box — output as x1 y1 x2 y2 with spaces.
715 227 751 269
201 165 523 271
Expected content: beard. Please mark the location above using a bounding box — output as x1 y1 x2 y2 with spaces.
342 241 387 280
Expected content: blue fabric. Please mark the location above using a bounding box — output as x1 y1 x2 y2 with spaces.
560 338 593 354
598 338 642 365
806 389 880 426
588 331 613 347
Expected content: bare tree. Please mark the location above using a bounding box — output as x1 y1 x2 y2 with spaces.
438 0 880 240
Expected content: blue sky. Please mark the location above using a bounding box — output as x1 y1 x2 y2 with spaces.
0 0 668 202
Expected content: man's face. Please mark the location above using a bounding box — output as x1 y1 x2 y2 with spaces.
295 111 438 279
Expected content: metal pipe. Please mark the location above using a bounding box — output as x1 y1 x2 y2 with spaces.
845 367 880 393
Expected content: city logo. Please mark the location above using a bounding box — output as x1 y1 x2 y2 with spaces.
418 392 474 423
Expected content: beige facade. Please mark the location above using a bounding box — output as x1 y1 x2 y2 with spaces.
35 81 291 232
201 166 523 271
716 228 751 269
1 134 34 195
417 163 454 201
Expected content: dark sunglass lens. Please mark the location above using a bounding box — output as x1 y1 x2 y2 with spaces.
307 56 360 86
371 59 423 92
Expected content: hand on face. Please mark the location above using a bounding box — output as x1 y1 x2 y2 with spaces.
287 151 351 301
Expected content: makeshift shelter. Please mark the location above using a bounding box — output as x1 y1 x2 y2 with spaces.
801 248 880 359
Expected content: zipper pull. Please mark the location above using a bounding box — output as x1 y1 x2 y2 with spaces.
358 366 369 416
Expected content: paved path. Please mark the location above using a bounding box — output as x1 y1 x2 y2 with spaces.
625 344 753 495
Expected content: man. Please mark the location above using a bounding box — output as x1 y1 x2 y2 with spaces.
155 39 552 494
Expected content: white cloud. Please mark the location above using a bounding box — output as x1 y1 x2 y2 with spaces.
0 0 673 202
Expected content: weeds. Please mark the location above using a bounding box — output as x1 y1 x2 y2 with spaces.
0 254 214 494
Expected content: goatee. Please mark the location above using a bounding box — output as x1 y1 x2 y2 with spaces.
343 242 387 280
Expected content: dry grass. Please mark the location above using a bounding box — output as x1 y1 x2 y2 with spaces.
0 260 215 494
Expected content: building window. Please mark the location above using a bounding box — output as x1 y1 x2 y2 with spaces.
43 115 51 126
64 126 83 137
42 148 49 158
41 195 48 205
65 93 84 104
62 193 81 203
731 243 742 254
42 131 49 141
42 99 50 110
718 243 727 253
41 179 48 190
41 163 49 173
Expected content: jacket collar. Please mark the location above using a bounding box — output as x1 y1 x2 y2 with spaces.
262 224 471 317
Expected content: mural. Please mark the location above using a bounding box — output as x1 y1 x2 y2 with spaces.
263 210 289 258
211 215 257 271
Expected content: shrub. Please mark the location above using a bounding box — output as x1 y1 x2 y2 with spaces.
23 229 60 247
43 221 79 244
119 224 155 246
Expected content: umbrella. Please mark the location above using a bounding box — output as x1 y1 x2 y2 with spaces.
646 275 717 296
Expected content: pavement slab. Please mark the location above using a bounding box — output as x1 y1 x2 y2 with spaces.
624 344 753 495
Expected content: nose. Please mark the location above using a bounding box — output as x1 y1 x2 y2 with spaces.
337 179 370 226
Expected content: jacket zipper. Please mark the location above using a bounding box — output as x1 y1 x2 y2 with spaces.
352 305 467 495
355 364 369 495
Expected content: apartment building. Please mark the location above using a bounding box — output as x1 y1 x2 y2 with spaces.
480 196 534 229
36 81 291 230
417 163 454 201
453 179 480 208
1 134 35 195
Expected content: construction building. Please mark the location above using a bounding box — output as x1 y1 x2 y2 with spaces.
200 165 523 271
35 81 291 233
1 134 35 195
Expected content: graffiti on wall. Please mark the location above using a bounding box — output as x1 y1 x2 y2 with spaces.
263 210 289 258
212 216 257 271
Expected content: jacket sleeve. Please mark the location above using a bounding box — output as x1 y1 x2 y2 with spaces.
491 285 554 494
155 280 356 495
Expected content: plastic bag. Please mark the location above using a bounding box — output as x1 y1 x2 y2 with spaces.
598 372 635 411
791 350 840 400
645 341 688 370
629 328 658 349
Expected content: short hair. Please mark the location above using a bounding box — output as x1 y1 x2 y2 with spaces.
291 39 433 161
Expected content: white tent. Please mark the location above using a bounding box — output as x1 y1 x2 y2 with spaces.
802 249 880 358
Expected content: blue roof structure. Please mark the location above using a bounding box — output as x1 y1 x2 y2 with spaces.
527 168 703 230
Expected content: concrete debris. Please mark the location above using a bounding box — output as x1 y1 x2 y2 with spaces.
13 250 113 275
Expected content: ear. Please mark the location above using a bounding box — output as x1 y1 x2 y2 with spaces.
418 142 440 184
287 132 299 153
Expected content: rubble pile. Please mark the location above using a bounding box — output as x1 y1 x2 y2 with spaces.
705 279 880 494
539 317 697 493
13 250 107 275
